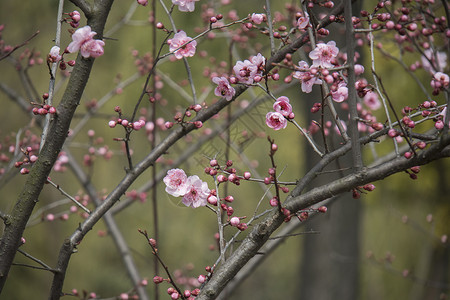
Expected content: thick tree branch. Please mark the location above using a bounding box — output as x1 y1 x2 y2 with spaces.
0 0 115 295
196 133 450 299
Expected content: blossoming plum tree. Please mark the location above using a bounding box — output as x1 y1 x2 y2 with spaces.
0 0 449 299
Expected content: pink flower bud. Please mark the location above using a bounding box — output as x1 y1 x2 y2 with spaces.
363 184 376 191
108 120 116 128
198 275 206 284
217 174 227 182
243 171 251 179
207 195 218 205
318 206 327 213
269 197 278 207
230 217 240 226
153 276 164 284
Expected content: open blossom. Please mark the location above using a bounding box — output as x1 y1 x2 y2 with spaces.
266 111 287 130
251 13 265 24
182 175 210 208
363 90 381 110
67 26 105 58
168 30 197 59
421 49 447 73
233 59 258 84
164 169 189 197
212 77 236 101
331 82 348 103
293 61 322 93
296 12 309 29
309 41 339 68
172 0 199 12
48 46 62 62
273 96 292 117
250 53 265 76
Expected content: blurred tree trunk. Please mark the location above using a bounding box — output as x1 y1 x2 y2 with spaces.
419 161 450 300
298 2 362 299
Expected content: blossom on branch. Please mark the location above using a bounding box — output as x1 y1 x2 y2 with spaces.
168 30 197 59
212 77 236 101
233 53 265 84
296 11 310 29
293 61 322 93
67 25 105 58
273 96 292 117
331 82 348 103
363 90 381 111
163 168 189 197
309 41 339 68
265 111 287 130
172 0 199 12
164 169 210 208
182 175 210 208
48 46 62 63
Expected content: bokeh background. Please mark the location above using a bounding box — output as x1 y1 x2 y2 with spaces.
0 0 449 299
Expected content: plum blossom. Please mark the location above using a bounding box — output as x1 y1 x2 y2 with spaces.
48 46 62 63
296 12 310 29
233 59 258 84
172 0 199 12
293 61 322 93
67 26 105 58
212 77 236 100
182 175 210 208
251 13 265 25
266 111 287 130
421 49 447 73
363 90 381 110
137 0 148 6
309 41 339 68
331 82 348 103
431 72 449 90
273 96 292 117
250 53 265 76
163 169 189 197
168 30 197 59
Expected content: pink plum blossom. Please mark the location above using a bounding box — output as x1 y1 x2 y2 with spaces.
48 46 62 62
363 91 381 110
309 41 339 68
432 72 449 89
293 61 322 93
182 175 210 208
67 25 105 58
172 0 199 12
163 169 189 197
212 77 236 100
273 96 292 117
168 30 197 59
421 49 447 73
331 82 348 103
296 12 310 29
250 53 265 76
251 13 265 24
266 111 287 130
233 59 258 84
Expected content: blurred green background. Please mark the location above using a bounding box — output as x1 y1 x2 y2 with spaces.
0 0 449 299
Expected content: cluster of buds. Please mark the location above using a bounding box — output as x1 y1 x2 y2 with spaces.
108 106 147 131
14 146 38 175
165 104 205 130
352 183 376 199
64 10 81 28
31 93 56 115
